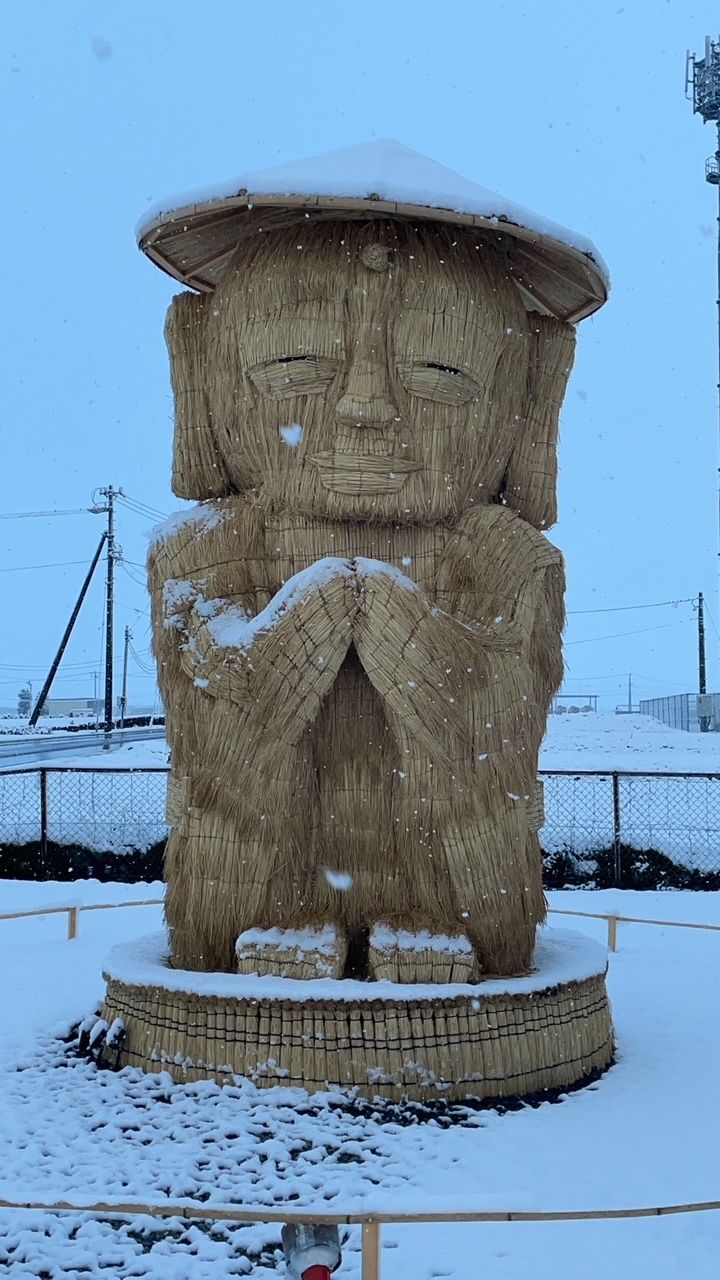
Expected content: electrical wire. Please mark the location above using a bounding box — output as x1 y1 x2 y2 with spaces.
115 598 150 619
130 653 154 675
0 560 89 574
0 657 105 670
567 597 695 616
121 493 167 518
129 641 155 675
631 672 699 688
120 562 149 592
565 619 692 646
560 671 691 687
0 508 92 520
118 494 168 521
703 603 720 644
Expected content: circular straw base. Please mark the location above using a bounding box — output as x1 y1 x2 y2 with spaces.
101 928 613 1102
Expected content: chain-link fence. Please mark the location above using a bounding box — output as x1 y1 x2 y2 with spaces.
0 767 169 856
541 770 720 886
2 766 720 886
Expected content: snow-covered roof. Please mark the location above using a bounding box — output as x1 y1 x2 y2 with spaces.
138 139 608 323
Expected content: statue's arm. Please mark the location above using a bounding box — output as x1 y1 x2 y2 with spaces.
435 504 565 666
354 509 565 766
153 550 359 745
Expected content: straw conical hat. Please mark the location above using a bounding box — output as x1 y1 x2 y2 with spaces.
137 138 608 323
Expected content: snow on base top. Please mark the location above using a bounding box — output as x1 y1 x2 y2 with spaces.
236 925 339 955
137 139 608 283
103 926 606 1003
370 926 474 955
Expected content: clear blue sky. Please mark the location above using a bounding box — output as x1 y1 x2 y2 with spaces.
1 0 719 712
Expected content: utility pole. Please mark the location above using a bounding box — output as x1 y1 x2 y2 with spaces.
91 485 124 749
627 673 632 714
687 41 720 690
29 534 108 727
698 590 709 731
119 625 132 729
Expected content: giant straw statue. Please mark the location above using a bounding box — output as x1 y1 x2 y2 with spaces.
145 144 605 983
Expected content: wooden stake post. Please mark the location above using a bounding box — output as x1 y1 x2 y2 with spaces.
607 916 618 952
362 1221 381 1280
67 906 79 940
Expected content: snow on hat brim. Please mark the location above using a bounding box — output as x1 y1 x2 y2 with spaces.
137 140 608 323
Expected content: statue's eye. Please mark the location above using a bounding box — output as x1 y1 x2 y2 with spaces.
396 360 480 404
249 354 339 399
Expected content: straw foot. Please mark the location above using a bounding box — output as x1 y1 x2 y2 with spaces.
368 924 476 984
236 924 347 979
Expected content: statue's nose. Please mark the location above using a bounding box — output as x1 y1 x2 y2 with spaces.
335 353 399 427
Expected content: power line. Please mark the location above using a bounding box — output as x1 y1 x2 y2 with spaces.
120 559 147 577
0 655 131 680
118 494 168 522
561 671 692 687
129 640 155 674
567 597 695 616
0 508 91 520
703 602 720 644
565 619 692 646
120 562 149 590
0 646 153 674
0 661 104 672
115 598 150 619
120 493 166 517
0 560 90 574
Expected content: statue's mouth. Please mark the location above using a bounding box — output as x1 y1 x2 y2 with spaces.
309 452 422 496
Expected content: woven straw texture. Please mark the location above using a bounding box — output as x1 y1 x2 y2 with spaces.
102 970 613 1101
150 218 574 981
138 162 607 322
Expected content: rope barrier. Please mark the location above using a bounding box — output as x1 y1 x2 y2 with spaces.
1 1191 719 1224
4 899 720 952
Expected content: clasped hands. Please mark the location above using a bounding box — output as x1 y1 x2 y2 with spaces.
175 557 514 749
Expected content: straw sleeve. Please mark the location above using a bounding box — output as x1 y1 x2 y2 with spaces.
352 563 494 764
177 558 360 745
435 506 563 639
352 514 564 770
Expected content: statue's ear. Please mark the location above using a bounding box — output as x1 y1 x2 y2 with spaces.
165 292 233 500
503 315 576 529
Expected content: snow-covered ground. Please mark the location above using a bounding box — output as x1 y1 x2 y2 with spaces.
52 711 720 772
5 710 717 772
60 736 170 769
541 711 720 772
0 881 718 1277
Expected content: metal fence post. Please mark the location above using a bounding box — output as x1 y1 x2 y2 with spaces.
39 769 48 871
612 772 622 886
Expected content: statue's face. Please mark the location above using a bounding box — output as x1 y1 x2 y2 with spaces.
199 220 530 522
